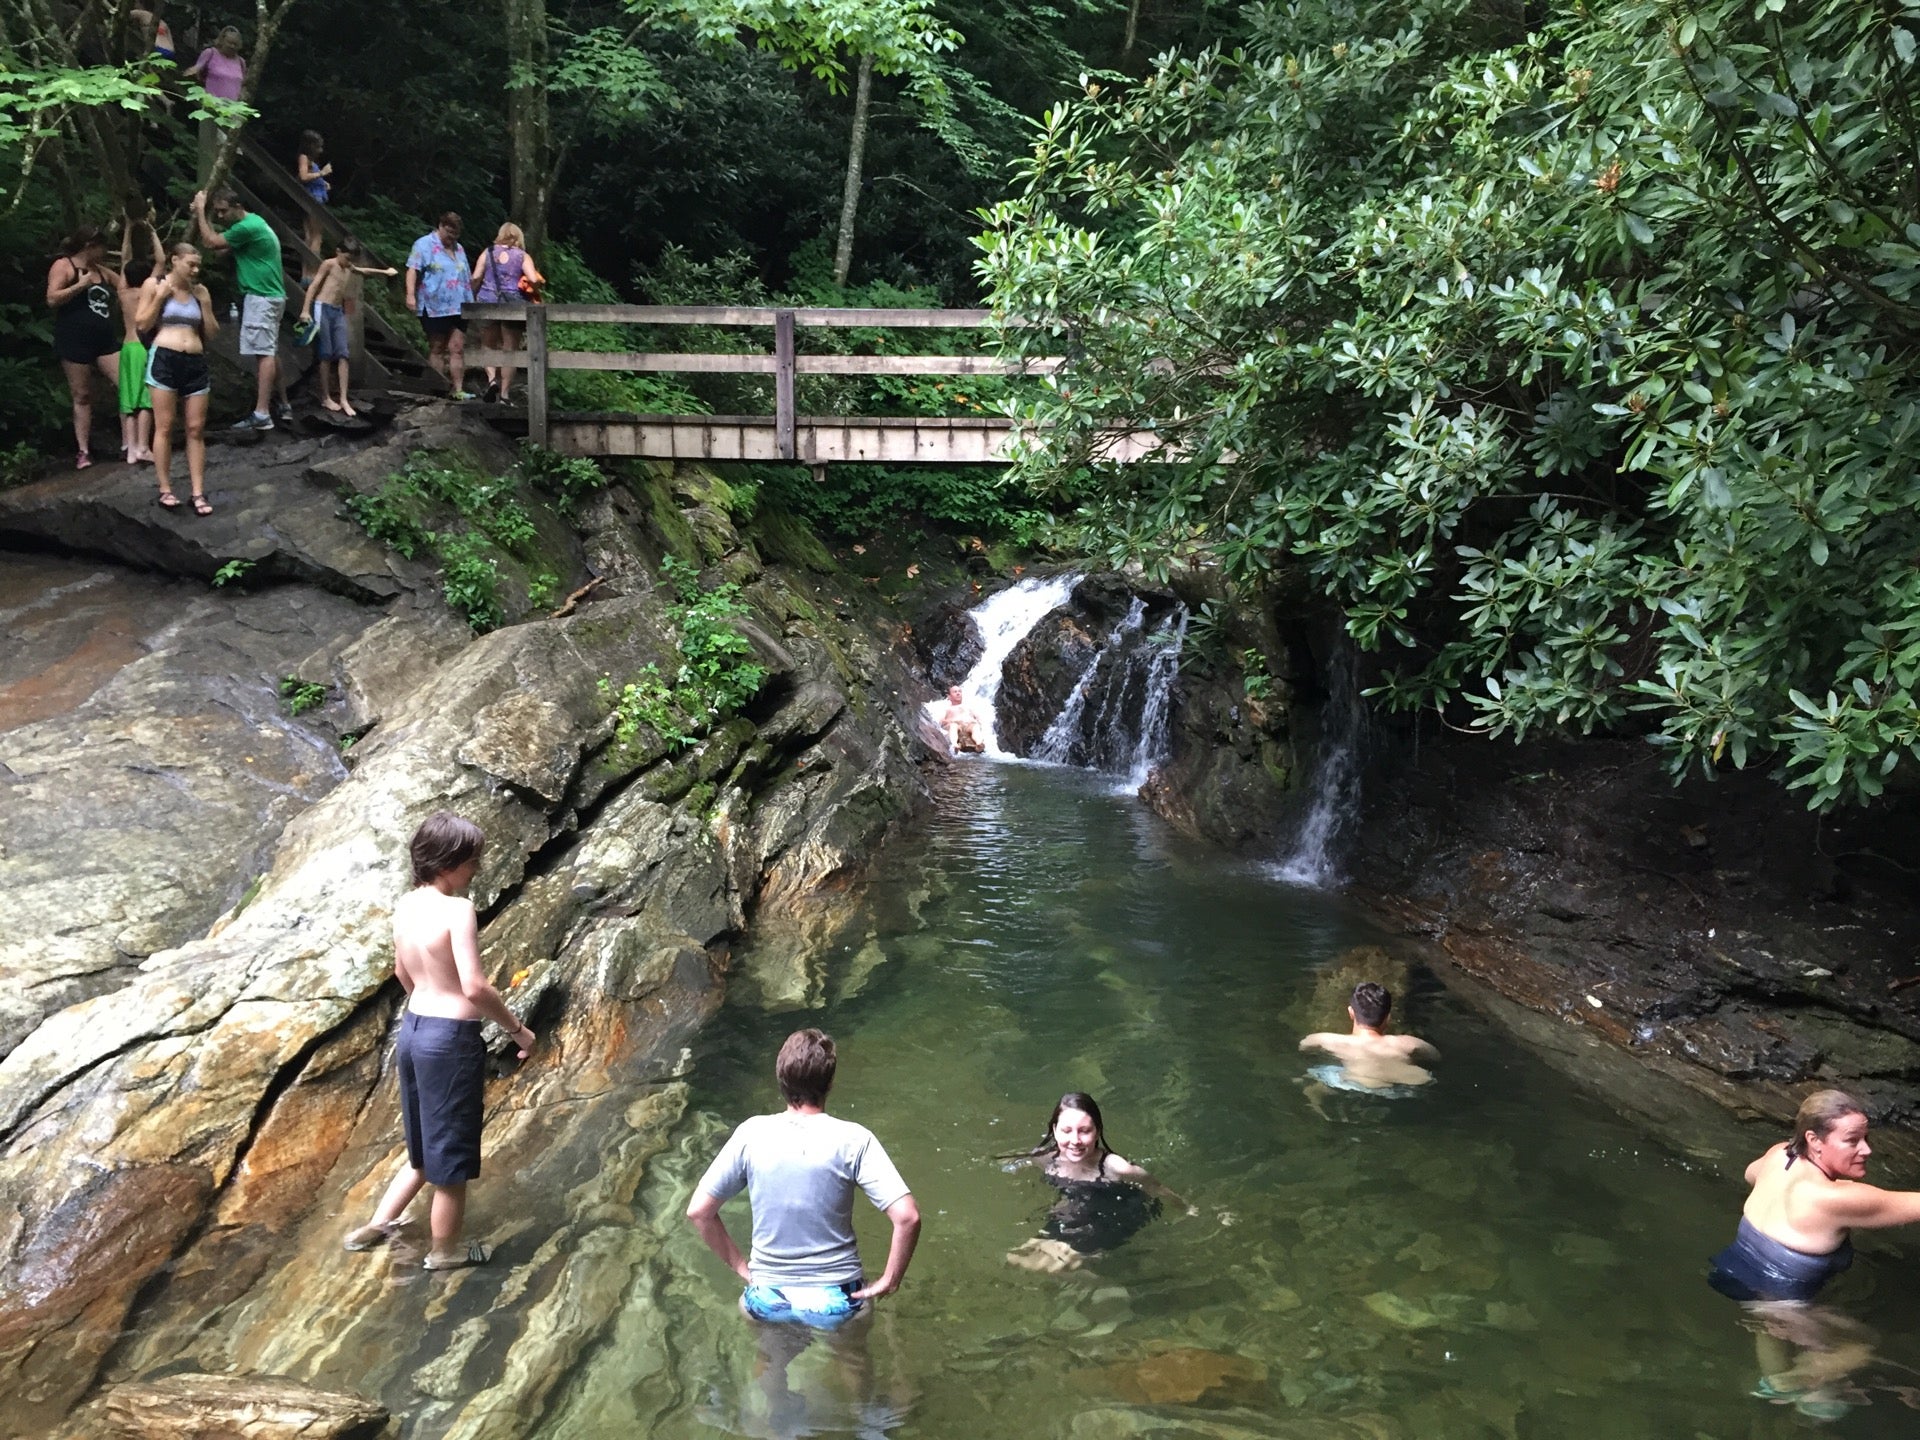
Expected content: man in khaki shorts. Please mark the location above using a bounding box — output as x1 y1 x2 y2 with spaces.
193 187 291 428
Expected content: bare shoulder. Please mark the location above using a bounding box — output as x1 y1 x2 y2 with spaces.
1299 1031 1340 1052
1104 1153 1146 1180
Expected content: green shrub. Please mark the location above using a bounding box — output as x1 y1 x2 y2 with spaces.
438 531 504 632
279 677 329 716
211 558 256 587
601 556 768 756
519 444 609 518
0 440 42 489
344 482 432 558
528 570 562 609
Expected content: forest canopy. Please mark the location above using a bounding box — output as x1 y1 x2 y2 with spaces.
981 0 1920 809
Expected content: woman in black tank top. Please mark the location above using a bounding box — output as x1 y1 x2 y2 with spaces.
45 225 123 470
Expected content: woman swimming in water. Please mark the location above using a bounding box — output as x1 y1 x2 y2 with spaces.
1004 1092 1193 1272
1710 1090 1920 1418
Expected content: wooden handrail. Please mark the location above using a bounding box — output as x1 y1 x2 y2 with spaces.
462 302 1039 454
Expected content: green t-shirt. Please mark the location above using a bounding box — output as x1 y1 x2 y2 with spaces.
224 212 283 297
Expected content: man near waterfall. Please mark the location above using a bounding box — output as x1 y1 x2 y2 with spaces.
1299 982 1438 1093
938 685 985 753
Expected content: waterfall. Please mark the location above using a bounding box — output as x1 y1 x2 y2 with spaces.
1033 598 1146 764
1125 608 1187 788
947 574 1080 758
1272 648 1366 887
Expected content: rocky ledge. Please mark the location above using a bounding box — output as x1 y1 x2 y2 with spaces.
1349 730 1920 1136
0 413 936 1437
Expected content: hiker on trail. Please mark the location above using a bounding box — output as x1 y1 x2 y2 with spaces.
688 1029 921 1327
135 242 217 514
299 236 396 417
182 25 244 184
193 187 292 429
407 212 475 400
115 215 166 465
344 812 536 1271
295 130 331 279
45 225 122 470
470 222 542 404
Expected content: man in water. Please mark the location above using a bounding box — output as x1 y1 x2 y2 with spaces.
1299 981 1438 1092
937 685 984 753
688 1029 921 1321
689 1030 920 1431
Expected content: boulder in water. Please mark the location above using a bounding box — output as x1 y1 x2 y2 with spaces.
1077 1345 1268 1405
89 1373 388 1439
913 600 985 690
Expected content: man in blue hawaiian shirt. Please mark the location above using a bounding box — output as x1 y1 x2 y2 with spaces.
406 211 475 400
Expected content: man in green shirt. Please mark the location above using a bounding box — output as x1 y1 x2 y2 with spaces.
193 188 291 429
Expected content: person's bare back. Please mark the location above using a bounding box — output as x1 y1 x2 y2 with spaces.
1298 981 1438 1092
393 884 490 1021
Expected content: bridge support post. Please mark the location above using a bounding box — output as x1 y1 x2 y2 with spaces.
775 308 796 461
527 304 550 449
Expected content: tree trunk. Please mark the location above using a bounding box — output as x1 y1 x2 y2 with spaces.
204 0 306 196
832 53 874 289
1123 0 1142 58
501 0 553 254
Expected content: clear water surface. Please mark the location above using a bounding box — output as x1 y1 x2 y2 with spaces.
582 764 1920 1439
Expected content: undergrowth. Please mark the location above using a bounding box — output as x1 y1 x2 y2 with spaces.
600 555 767 755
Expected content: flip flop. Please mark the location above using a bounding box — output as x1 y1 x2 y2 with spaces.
422 1240 493 1271
191 494 213 516
156 491 182 509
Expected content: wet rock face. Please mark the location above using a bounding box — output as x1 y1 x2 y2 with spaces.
0 555 376 1058
1350 733 1920 1134
996 607 1106 754
89 1373 388 1439
912 601 984 691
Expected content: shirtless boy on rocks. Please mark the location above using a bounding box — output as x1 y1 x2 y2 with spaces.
344 812 535 1269
1300 981 1439 1092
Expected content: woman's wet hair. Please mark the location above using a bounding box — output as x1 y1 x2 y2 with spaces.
301 129 324 156
1351 982 1392 1028
408 811 485 885
1017 1092 1111 1164
493 222 525 248
775 1028 837 1107
1785 1089 1867 1163
165 240 199 267
61 225 104 256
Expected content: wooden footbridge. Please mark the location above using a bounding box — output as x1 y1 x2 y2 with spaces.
463 304 1163 467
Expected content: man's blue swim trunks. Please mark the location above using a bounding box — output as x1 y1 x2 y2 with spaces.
742 1281 864 1329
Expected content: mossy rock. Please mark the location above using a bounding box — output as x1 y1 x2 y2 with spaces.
750 504 836 574
1305 944 1414 1032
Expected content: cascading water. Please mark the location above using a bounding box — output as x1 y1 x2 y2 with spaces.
942 574 1080 759
1272 647 1366 887
1124 607 1187 788
1033 598 1146 765
941 575 1186 786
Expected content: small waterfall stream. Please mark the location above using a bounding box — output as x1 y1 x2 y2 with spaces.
1272 647 1366 887
939 575 1186 785
946 574 1080 758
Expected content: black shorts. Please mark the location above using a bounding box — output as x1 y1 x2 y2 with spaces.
146 346 211 398
396 1011 487 1185
54 330 117 365
420 314 468 340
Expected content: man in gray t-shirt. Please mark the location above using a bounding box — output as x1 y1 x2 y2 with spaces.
688 1028 921 1325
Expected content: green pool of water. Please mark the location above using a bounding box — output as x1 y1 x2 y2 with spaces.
586 765 1920 1438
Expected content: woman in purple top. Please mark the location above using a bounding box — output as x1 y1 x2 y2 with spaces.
469 223 543 405
184 26 245 185
184 26 245 99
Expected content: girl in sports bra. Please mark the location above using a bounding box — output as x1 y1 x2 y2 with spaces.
135 243 220 514
45 225 123 470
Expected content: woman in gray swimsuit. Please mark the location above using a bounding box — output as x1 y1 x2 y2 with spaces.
135 244 219 514
1710 1090 1920 1417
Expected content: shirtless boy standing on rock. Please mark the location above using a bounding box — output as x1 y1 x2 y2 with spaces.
344 812 535 1270
1299 982 1438 1092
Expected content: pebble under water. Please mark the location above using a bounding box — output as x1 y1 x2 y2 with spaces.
543 763 1920 1439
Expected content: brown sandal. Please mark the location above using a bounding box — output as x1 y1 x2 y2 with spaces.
191 494 213 516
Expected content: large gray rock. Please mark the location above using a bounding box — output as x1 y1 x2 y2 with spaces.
0 555 372 1057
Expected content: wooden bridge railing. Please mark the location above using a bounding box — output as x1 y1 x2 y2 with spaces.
462 304 1056 456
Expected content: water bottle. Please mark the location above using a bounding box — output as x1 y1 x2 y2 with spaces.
228 301 239 325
